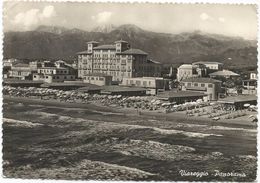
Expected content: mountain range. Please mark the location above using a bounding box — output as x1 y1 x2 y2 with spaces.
3 24 257 68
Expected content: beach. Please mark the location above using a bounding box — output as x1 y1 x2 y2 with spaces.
2 95 257 181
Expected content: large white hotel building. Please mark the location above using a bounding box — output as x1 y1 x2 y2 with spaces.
77 40 162 82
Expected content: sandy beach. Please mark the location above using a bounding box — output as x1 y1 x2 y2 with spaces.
4 95 256 127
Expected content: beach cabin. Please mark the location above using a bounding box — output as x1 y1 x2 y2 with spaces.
157 90 207 104
218 95 257 110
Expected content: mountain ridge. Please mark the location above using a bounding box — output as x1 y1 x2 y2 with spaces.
3 24 257 68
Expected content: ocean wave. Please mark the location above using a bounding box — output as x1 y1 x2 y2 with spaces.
211 126 257 133
86 159 155 176
3 118 43 128
177 123 208 128
21 110 222 138
237 155 256 160
28 104 44 108
89 109 124 116
103 138 196 161
114 123 222 138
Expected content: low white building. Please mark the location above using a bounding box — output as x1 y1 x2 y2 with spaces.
250 71 257 80
33 66 75 83
177 64 207 81
192 61 223 71
121 77 170 95
9 63 35 80
181 77 222 101
83 73 112 86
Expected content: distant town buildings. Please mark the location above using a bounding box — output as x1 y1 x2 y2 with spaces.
3 38 257 104
77 40 162 82
3 58 20 67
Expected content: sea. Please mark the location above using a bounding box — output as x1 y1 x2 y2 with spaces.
2 98 257 181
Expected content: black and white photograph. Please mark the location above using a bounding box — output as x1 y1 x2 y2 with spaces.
1 1 258 182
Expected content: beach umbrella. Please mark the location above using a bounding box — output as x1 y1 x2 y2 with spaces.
162 102 171 107
151 99 156 103
196 99 203 103
244 103 251 107
248 115 255 119
210 102 216 106
155 100 161 105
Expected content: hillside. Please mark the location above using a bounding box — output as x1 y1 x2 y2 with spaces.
3 24 257 67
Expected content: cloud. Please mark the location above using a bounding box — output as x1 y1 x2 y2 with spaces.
42 5 56 18
11 5 56 29
92 11 113 23
12 9 40 27
218 17 226 23
200 13 213 21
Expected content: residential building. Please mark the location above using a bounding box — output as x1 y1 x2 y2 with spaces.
121 77 170 95
83 73 112 86
9 63 35 80
192 61 223 73
29 61 42 71
3 58 20 67
181 77 222 101
77 40 162 82
33 61 76 83
177 64 207 81
250 71 257 80
242 79 257 95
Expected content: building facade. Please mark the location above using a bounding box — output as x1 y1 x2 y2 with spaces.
177 64 207 81
181 77 222 101
242 79 257 95
33 61 76 83
83 73 112 86
250 71 257 80
77 40 162 82
192 61 223 71
9 63 35 80
121 77 170 95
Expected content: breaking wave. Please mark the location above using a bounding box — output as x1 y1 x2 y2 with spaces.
3 118 43 128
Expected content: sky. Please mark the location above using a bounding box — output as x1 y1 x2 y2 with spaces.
3 2 257 40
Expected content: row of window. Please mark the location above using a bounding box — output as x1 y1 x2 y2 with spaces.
80 70 132 77
84 76 104 81
38 69 68 74
186 82 213 88
126 80 153 87
33 75 74 80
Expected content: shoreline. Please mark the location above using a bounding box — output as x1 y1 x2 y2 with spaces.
3 95 256 128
